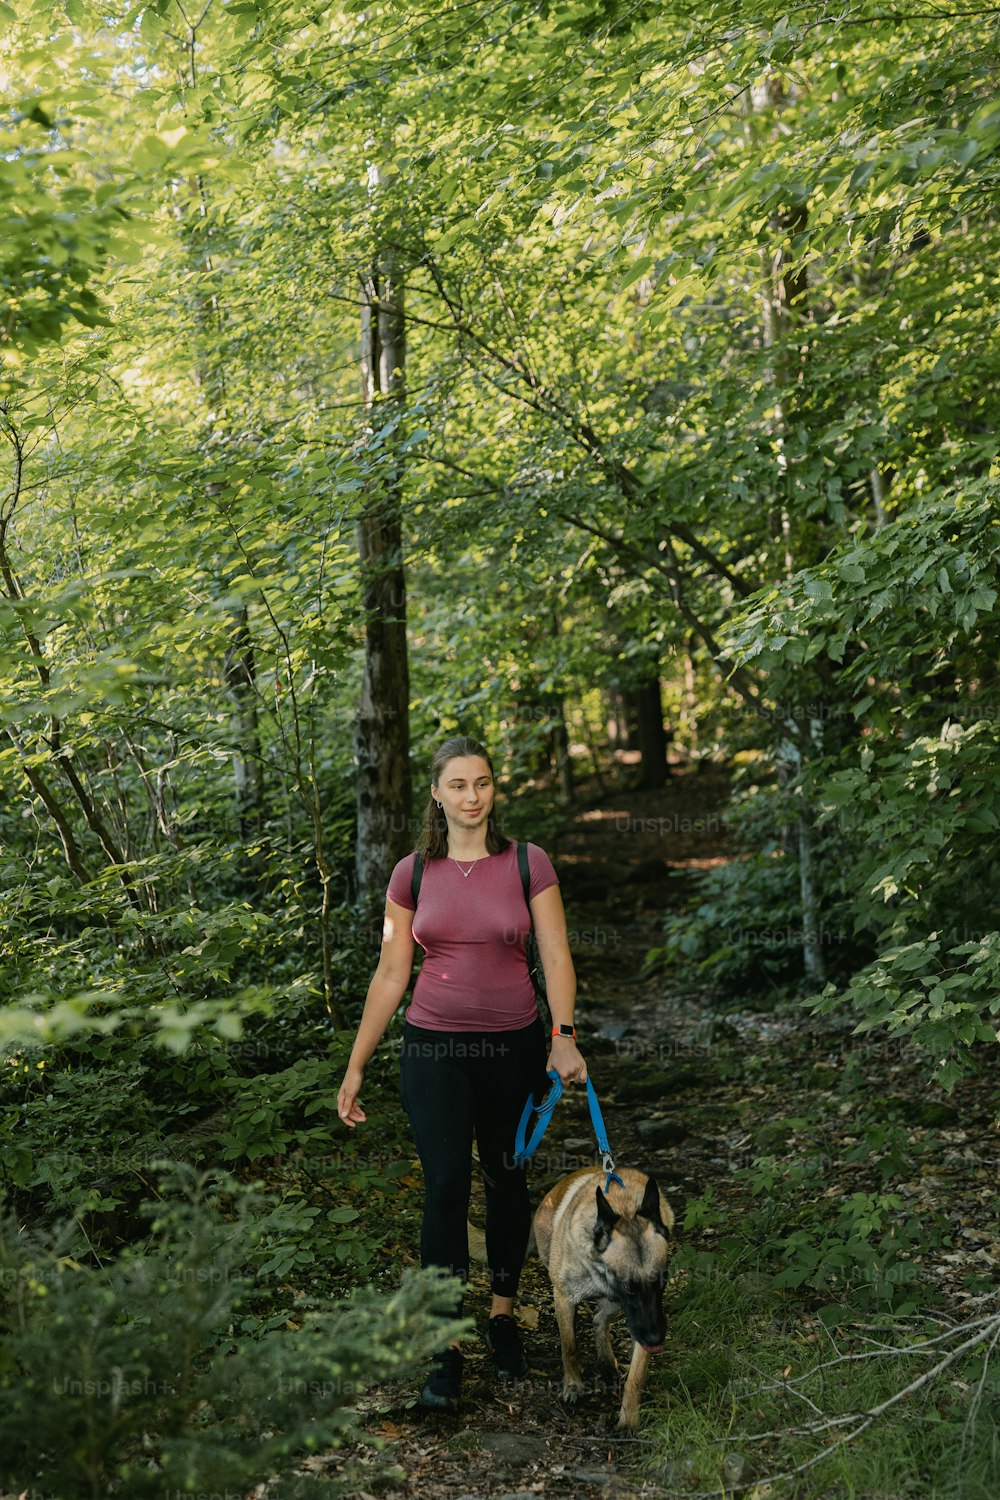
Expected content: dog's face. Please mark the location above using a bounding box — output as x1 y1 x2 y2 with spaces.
593 1176 671 1351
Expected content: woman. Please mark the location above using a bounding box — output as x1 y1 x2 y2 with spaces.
336 734 587 1412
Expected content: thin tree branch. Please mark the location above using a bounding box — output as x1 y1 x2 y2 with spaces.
404 259 757 598
5 727 93 885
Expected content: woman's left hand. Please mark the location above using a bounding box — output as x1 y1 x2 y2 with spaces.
547 1035 587 1086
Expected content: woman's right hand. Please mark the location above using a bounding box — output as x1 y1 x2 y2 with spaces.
337 1065 367 1128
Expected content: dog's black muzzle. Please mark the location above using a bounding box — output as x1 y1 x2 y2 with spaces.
618 1284 666 1353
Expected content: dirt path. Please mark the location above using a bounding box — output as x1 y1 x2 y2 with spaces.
330 766 1000 1499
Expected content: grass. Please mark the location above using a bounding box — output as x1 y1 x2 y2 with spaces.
634 1261 1000 1499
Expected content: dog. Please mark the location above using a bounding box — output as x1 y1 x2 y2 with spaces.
532 1166 674 1430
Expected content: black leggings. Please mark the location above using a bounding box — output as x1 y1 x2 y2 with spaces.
399 1016 549 1312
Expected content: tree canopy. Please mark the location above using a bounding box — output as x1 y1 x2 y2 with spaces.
2 0 997 1069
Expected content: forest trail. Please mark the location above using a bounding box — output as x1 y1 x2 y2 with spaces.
330 766 734 1499
331 766 999 1500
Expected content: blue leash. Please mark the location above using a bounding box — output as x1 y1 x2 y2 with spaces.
513 1068 624 1190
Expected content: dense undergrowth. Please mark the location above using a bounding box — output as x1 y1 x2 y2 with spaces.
0 998 463 1499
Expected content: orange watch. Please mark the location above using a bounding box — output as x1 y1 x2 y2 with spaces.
551 1024 577 1039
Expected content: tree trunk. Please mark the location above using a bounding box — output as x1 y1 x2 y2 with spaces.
549 700 575 805
753 73 830 985
580 712 608 793
753 74 809 575
797 809 826 985
683 633 699 755
633 673 670 789
870 467 887 529
174 54 267 868
606 690 627 754
355 246 412 903
223 603 264 862
618 689 641 751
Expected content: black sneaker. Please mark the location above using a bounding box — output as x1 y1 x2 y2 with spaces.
418 1346 464 1412
487 1314 528 1380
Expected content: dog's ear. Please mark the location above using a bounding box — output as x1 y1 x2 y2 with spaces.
638 1175 670 1235
594 1185 620 1252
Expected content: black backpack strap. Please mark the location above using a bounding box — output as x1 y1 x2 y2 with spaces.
516 841 531 913
410 852 424 909
517 842 550 1024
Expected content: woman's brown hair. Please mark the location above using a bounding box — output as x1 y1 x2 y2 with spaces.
417 735 511 859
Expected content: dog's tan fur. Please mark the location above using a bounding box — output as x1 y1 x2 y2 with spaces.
533 1166 673 1429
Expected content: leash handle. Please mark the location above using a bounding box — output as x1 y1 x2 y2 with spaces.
513 1068 562 1167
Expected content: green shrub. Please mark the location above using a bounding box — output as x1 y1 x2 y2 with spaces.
0 1163 467 1500
812 928 1000 1089
680 1115 947 1315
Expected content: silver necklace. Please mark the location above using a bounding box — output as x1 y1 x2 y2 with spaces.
450 856 482 878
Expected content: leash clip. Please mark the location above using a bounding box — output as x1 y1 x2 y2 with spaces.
602 1151 624 1191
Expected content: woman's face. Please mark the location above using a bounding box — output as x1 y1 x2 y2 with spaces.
433 755 495 832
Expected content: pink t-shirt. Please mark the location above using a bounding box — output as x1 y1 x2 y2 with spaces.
386 842 559 1031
